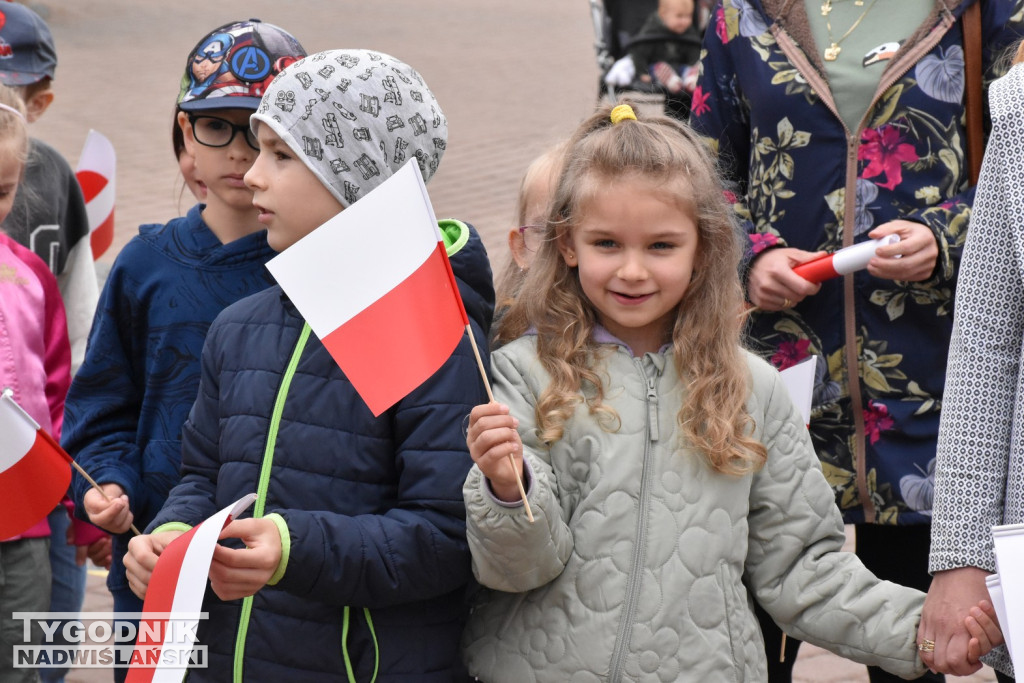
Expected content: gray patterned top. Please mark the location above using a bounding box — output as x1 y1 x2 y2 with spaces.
931 62 1024 676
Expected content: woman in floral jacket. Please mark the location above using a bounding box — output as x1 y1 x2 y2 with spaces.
690 1 1024 680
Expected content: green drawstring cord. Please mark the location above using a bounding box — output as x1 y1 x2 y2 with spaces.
232 323 312 683
342 607 379 683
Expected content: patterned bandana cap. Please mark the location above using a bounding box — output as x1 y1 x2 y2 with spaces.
178 19 307 111
251 49 447 208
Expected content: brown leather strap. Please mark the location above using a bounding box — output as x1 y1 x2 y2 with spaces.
963 1 983 186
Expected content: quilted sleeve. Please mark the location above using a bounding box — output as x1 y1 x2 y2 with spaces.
271 327 486 609
931 68 1024 573
743 364 926 678
464 347 574 593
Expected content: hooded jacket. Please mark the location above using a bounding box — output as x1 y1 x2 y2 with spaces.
63 205 276 593
690 0 1024 525
149 220 494 682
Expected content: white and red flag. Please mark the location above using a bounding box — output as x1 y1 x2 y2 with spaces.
0 390 71 539
266 160 470 416
125 493 257 683
793 234 900 283
75 130 116 259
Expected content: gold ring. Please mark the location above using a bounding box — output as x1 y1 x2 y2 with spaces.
783 298 793 309
917 639 935 653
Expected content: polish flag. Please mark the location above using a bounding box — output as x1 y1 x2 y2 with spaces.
75 130 116 259
267 161 469 416
793 234 900 283
0 391 71 539
126 493 256 683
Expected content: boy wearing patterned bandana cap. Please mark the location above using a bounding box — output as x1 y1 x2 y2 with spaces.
62 20 307 683
252 49 447 209
126 49 494 682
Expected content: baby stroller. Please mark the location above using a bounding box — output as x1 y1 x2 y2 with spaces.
589 0 710 119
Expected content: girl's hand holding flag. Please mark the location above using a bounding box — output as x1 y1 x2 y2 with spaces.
466 402 526 504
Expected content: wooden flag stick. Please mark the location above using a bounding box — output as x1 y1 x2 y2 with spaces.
464 324 535 523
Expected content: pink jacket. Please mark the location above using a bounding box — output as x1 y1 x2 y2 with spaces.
1 231 71 540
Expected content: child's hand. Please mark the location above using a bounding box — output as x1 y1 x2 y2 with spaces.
83 483 134 534
466 402 524 502
965 600 1004 662
209 518 283 602
77 535 113 569
124 530 185 600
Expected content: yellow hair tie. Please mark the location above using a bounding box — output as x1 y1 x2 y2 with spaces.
610 104 637 125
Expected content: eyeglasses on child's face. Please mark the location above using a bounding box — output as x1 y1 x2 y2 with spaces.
518 225 545 252
187 113 259 151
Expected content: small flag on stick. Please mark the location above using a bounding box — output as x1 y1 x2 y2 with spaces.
75 130 116 259
0 390 72 539
267 160 469 417
267 160 533 521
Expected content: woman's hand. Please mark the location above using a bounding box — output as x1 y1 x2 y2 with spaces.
867 220 939 281
747 248 824 311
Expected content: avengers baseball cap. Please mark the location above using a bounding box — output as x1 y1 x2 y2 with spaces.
0 2 57 86
177 19 307 111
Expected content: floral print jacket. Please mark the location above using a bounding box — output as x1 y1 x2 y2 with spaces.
691 0 1024 525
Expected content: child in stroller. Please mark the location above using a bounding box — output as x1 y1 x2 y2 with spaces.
591 0 709 119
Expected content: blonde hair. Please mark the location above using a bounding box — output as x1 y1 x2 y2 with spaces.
494 142 566 314
496 102 766 475
0 84 28 166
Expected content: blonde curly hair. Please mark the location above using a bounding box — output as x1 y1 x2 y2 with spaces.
494 102 766 475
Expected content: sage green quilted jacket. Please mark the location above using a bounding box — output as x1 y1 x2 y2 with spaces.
462 337 926 682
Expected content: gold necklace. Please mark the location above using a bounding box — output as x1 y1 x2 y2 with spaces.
823 0 880 61
821 0 864 16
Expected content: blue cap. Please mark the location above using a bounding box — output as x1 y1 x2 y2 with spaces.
178 19 307 111
0 3 56 86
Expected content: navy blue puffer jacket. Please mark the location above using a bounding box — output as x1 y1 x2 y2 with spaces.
150 221 493 682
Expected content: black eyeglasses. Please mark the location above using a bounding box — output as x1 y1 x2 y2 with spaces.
187 113 259 151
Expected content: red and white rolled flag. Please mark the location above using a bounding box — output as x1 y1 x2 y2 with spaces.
75 130 116 259
793 234 901 283
125 493 257 683
0 390 71 539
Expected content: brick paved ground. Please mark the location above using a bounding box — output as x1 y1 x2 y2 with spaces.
24 1 997 681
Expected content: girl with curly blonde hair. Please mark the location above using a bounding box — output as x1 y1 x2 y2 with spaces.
461 102 998 682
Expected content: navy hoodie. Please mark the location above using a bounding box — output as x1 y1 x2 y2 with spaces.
63 204 276 595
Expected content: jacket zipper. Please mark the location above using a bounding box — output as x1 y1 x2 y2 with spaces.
608 359 659 681
772 12 954 522
232 322 312 683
